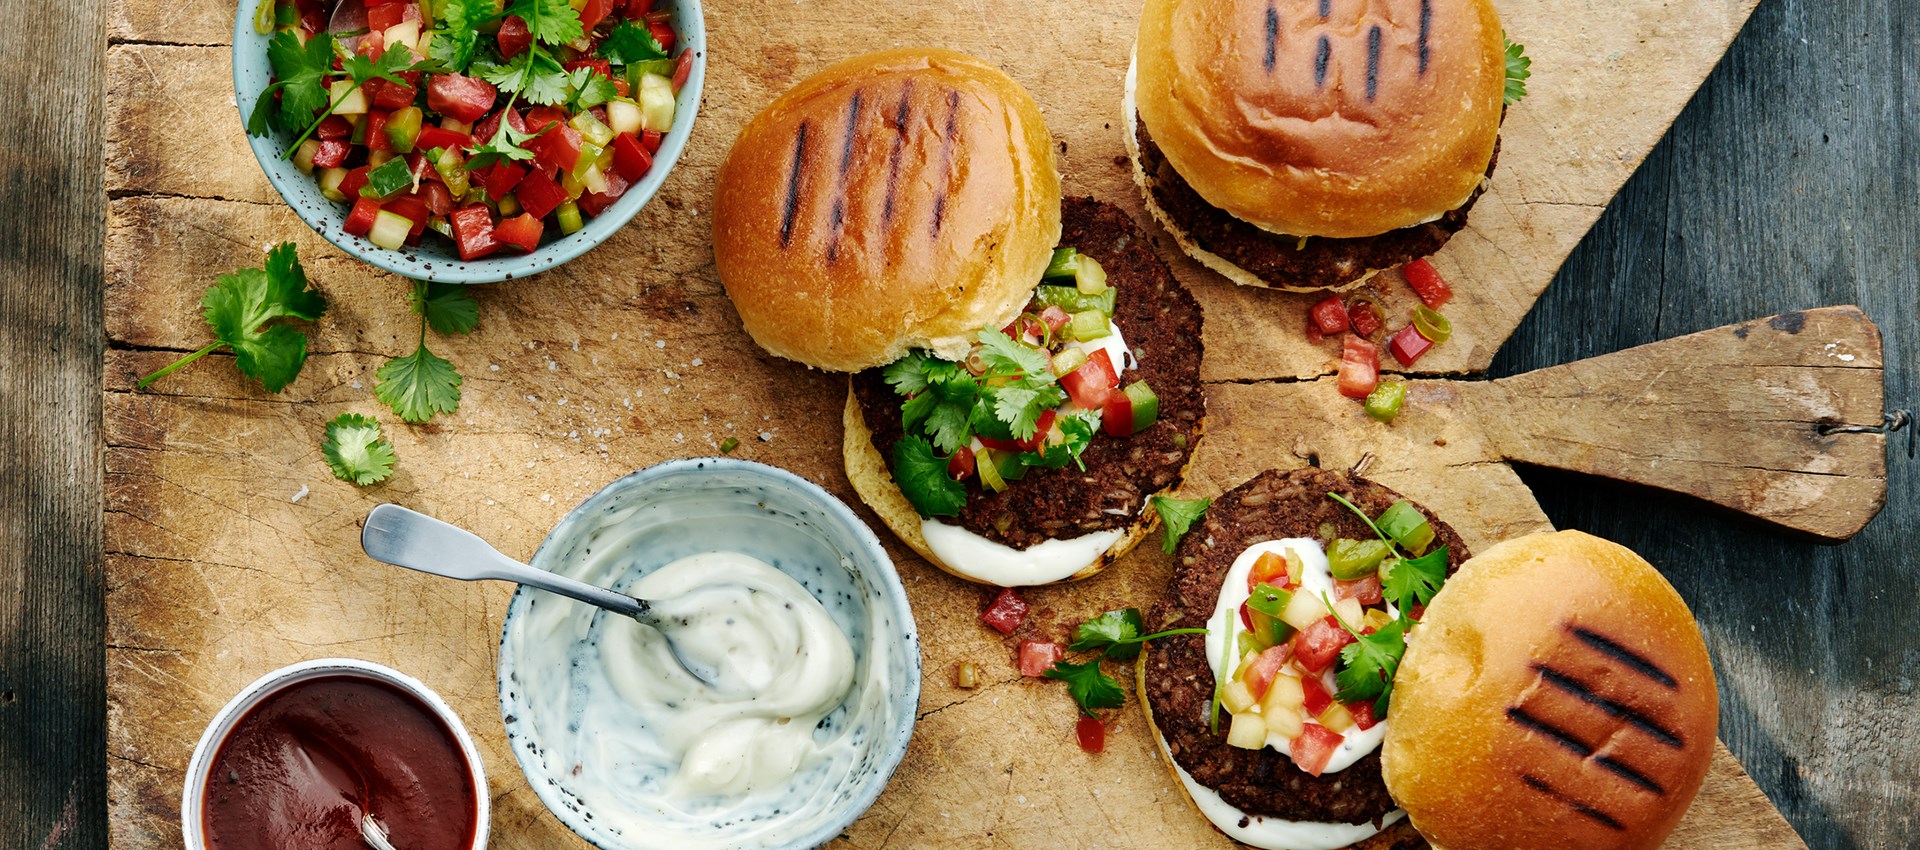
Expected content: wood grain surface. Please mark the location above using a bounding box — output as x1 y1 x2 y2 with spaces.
0 1 1907 850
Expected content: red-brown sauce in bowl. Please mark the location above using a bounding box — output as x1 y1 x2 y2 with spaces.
202 675 477 850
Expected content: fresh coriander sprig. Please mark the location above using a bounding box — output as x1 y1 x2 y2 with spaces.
322 413 397 485
1326 492 1449 614
137 243 326 392
1504 36 1531 105
1046 607 1204 717
1152 496 1210 554
374 281 475 423
1323 592 1408 716
248 33 439 157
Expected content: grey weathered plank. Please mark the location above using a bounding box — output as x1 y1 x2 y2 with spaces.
1493 2 1920 848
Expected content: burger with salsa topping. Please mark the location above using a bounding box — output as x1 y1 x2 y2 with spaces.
712 49 1205 587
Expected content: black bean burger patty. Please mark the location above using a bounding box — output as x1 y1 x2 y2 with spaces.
1144 468 1469 828
1135 118 1497 291
851 196 1205 550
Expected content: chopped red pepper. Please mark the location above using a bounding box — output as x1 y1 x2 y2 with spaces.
484 161 527 199
311 138 351 169
1388 324 1434 367
414 125 474 154
315 115 353 140
496 15 531 58
418 181 454 216
1337 335 1379 399
343 196 382 236
515 168 568 219
366 74 418 111
1100 391 1134 438
576 168 631 217
1348 299 1382 338
1348 700 1379 730
578 0 613 30
493 213 544 252
626 0 655 16
338 165 372 199
364 110 392 152
1017 641 1064 677
1075 716 1106 753
980 587 1029 635
641 129 664 153
472 107 526 147
1401 258 1453 308
648 19 675 52
448 204 499 261
1013 409 1056 452
384 195 429 241
610 132 654 181
533 124 584 174
1309 296 1350 336
425 74 498 124
1059 349 1118 409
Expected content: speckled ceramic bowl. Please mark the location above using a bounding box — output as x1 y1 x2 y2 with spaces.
229 0 705 283
497 458 920 850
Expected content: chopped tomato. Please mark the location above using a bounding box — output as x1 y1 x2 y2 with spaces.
1348 299 1382 338
946 447 976 481
484 161 527 199
1017 641 1064 677
338 165 372 199
425 74 498 124
1076 716 1106 753
496 14 531 59
1388 324 1433 367
1100 391 1133 438
1292 616 1356 674
414 125 473 153
1302 675 1333 718
671 48 694 91
1060 349 1118 409
384 195 429 241
1401 259 1453 308
1239 645 1292 700
311 138 351 169
1309 296 1350 336
1291 723 1343 776
980 588 1028 635
533 124 585 174
578 0 613 30
366 76 418 112
343 196 382 236
1348 701 1379 730
626 0 655 16
514 168 568 219
563 58 614 81
493 213 543 252
524 106 568 136
364 110 392 152
1332 574 1383 605
610 132 654 181
448 204 499 261
1038 305 1072 334
1337 335 1379 399
473 107 527 146
1246 551 1291 592
365 0 418 32
418 181 454 216
648 19 675 52
315 115 353 140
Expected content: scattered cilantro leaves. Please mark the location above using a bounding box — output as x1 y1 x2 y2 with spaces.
598 19 668 64
474 50 574 106
464 120 549 172
1505 36 1531 105
1047 608 1205 716
1044 660 1126 716
1329 604 1407 716
138 243 327 393
883 352 935 396
892 436 966 517
1152 496 1210 554
342 43 419 88
506 0 585 47
322 413 397 485
1382 547 1448 614
976 328 1052 380
411 282 481 336
565 67 620 112
258 30 334 134
375 281 469 423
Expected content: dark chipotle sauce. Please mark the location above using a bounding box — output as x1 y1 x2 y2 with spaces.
203 675 477 850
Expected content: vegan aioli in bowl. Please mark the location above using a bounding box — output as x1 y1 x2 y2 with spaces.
500 460 918 850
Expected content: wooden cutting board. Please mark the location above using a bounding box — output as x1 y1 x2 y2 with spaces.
101 0 1888 847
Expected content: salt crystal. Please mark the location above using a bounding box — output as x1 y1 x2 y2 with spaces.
290 485 310 504
656 340 667 349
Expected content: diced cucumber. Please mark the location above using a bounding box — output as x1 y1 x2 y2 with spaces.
316 166 348 202
430 146 469 197
382 21 420 53
1032 284 1115 318
439 116 473 134
626 59 674 93
1074 254 1108 295
580 162 609 196
329 80 368 115
556 200 584 235
293 139 321 174
569 111 614 147
385 107 424 153
605 99 643 136
1067 309 1110 342
366 210 413 250
637 73 675 131
572 140 603 179
360 156 413 200
1049 347 1087 377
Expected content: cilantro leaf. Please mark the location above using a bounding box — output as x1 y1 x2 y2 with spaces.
1044 659 1126 716
505 0 584 46
1333 616 1408 715
437 0 498 36
923 400 975 454
598 19 668 64
883 352 935 396
1505 36 1531 105
463 120 549 172
375 344 463 423
975 328 1052 379
263 30 336 134
565 67 620 112
1382 546 1448 614
1068 609 1144 654
343 43 419 87
474 50 572 106
428 27 480 72
892 436 966 517
1153 496 1210 554
411 282 480 335
190 243 327 392
322 413 396 485
900 390 939 435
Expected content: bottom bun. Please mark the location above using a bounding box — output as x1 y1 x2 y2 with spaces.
1136 646 1430 850
842 389 1151 585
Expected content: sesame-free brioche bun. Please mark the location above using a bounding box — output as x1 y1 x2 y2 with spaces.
1133 0 1505 239
1383 530 1719 850
841 389 1151 585
712 48 1062 372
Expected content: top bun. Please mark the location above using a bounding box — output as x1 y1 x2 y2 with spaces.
1134 0 1505 238
1382 531 1719 850
712 48 1062 372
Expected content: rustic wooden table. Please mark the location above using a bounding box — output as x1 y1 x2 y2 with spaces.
0 1 1911 849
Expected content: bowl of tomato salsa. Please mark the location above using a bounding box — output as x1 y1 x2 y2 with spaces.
181 658 489 850
231 0 706 283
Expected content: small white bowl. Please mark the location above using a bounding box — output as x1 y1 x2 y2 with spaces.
180 658 491 850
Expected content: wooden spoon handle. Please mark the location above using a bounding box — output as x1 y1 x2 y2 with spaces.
1467 306 1887 541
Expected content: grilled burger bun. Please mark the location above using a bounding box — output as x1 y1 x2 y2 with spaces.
846 197 1205 586
1382 531 1718 850
1138 468 1467 849
712 48 1061 372
1126 0 1506 291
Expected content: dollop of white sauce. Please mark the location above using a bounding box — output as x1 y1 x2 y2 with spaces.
1165 744 1406 850
512 546 885 850
1206 539 1392 773
918 319 1141 587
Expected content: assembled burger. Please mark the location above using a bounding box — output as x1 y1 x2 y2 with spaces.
713 48 1205 586
1126 0 1517 291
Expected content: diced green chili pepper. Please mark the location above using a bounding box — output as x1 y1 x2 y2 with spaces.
1067 309 1110 342
1327 538 1391 580
1377 500 1436 555
254 0 276 33
572 140 604 180
360 156 414 200
1075 254 1108 295
719 436 740 454
570 111 615 147
1044 247 1079 279
1412 306 1452 344
1365 380 1407 423
274 2 298 27
1123 380 1159 432
556 200 584 235
384 106 424 154
1238 630 1263 657
1243 583 1297 646
427 147 469 197
1032 284 1115 318
975 447 1006 493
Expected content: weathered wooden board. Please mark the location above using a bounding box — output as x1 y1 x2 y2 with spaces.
99 0 1875 847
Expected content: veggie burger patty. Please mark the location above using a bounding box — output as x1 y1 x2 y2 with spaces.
1144 468 1469 830
851 196 1205 550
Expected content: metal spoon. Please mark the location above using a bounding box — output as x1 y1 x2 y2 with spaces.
359 503 717 683
359 813 397 850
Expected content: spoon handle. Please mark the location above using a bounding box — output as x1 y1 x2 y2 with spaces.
360 503 649 619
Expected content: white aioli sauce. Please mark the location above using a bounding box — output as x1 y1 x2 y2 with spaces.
512 548 881 849
1206 539 1393 771
923 321 1139 586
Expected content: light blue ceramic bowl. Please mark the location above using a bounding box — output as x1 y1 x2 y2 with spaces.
497 458 921 850
230 1 706 283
